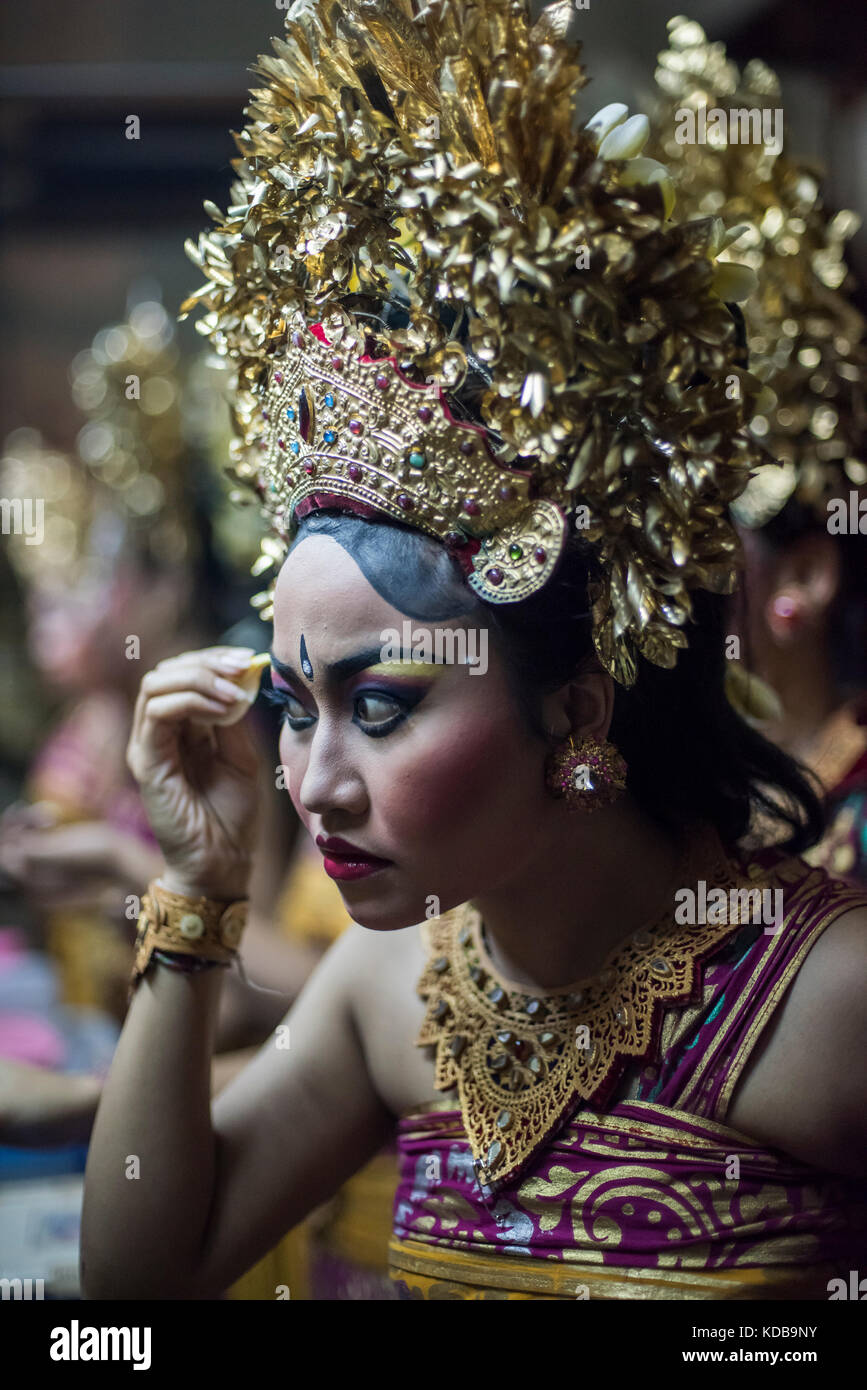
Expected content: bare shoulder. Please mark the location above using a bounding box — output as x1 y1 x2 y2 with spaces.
726 904 867 1177
340 919 439 1116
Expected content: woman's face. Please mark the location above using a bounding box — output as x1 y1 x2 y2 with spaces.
271 534 552 930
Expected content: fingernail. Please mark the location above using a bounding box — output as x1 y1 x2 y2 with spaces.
214 676 245 701
217 653 253 671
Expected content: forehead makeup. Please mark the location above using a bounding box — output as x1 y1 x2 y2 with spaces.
300 632 314 680
270 646 452 687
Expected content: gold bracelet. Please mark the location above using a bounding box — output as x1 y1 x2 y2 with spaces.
129 880 249 1002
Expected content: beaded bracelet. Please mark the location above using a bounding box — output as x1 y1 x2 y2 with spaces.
151 949 228 975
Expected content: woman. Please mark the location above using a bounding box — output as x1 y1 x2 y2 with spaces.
650 14 867 890
733 499 867 886
80 0 867 1300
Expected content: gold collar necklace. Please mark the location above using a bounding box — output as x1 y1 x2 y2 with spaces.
415 823 765 1192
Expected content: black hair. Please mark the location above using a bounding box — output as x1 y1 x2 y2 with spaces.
290 507 825 854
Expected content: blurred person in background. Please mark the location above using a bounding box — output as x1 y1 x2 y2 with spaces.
651 17 867 887
731 490 867 884
0 303 400 1299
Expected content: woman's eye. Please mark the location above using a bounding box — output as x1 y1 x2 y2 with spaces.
283 694 311 722
355 693 402 725
262 684 314 727
353 691 411 737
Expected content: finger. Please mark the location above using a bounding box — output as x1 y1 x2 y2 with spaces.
142 691 233 728
130 653 262 750
139 664 251 709
155 646 256 672
130 691 234 778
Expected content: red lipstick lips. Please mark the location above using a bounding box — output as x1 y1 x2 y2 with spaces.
315 834 392 881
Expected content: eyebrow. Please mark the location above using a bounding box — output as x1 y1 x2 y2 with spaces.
268 646 430 685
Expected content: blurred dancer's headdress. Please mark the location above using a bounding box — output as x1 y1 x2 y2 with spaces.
183 0 767 686
1 300 192 594
650 15 867 532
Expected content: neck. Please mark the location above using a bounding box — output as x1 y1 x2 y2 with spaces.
474 796 689 991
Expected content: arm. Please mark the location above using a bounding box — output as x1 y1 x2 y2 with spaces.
81 644 394 1298
81 922 392 1300
726 905 867 1178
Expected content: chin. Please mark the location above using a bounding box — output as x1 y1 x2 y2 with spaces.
337 880 466 933
338 892 424 932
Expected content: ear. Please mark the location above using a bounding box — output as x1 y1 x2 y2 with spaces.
541 666 615 744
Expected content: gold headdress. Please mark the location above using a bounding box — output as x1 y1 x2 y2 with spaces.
183 0 766 685
0 431 97 593
1 300 196 592
70 299 193 565
650 16 867 531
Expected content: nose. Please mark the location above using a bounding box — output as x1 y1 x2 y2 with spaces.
295 722 368 821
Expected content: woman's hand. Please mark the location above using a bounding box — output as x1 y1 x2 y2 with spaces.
126 646 263 901
0 1059 103 1146
0 820 162 904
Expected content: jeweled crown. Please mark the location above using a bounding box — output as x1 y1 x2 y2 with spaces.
258 314 567 602
185 0 767 685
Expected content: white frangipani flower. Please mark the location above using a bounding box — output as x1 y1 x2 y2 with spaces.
617 156 676 218
584 103 629 145
597 113 650 161
585 104 673 217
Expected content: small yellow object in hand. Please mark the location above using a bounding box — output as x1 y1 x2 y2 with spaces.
210 652 271 726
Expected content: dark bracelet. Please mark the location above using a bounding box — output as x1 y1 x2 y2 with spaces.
151 950 228 975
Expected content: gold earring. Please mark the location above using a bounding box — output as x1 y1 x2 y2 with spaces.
544 734 627 813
